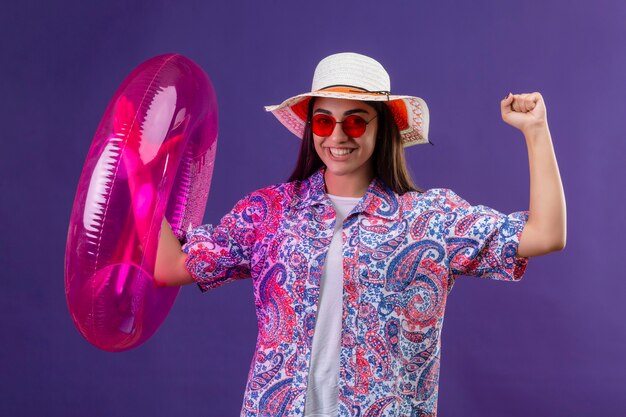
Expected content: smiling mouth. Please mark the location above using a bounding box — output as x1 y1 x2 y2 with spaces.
329 148 355 157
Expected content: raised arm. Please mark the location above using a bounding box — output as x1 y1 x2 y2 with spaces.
501 92 566 257
154 219 194 286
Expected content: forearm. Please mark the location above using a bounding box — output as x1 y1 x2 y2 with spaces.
154 219 193 286
518 125 567 256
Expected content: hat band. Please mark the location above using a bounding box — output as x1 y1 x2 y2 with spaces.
317 84 391 99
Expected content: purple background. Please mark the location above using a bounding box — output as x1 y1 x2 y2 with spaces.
1 1 625 416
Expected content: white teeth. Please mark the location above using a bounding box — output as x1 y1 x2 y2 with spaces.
329 148 353 157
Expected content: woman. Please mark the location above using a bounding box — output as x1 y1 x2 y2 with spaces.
155 52 566 417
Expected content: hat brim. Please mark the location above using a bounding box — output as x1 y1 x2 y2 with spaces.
265 89 430 147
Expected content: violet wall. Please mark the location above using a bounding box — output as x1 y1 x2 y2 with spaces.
1 1 625 416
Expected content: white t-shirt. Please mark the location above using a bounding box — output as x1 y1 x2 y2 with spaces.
304 194 360 417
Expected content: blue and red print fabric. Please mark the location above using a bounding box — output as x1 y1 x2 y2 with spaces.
183 168 529 417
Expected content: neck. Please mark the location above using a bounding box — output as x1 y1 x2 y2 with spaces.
323 170 373 198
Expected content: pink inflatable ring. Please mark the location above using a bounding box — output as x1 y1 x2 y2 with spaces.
65 54 218 352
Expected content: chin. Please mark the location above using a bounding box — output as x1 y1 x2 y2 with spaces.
324 162 370 179
324 163 352 176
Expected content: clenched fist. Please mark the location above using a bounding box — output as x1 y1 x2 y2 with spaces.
501 92 548 135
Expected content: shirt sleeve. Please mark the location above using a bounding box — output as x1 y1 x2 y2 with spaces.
439 189 529 281
182 194 259 292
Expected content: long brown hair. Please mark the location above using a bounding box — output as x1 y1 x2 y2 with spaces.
288 98 422 194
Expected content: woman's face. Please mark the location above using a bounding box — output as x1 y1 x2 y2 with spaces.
312 97 378 185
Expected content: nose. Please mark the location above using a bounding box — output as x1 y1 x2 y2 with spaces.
328 121 348 142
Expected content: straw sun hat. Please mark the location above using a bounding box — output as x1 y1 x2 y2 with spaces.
265 52 430 147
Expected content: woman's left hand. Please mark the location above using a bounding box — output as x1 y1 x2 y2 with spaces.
503 91 566 258
500 92 548 135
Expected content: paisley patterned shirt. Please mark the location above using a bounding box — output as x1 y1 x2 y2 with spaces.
183 169 529 417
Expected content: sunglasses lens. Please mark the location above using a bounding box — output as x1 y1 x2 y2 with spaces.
311 114 335 136
342 115 367 137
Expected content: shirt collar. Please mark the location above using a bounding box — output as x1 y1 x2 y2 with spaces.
292 168 400 221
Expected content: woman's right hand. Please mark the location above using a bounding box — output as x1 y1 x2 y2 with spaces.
154 219 194 286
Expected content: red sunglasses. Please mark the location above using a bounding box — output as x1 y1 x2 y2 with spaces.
309 113 377 138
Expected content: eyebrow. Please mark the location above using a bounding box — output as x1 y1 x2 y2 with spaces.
313 108 370 116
